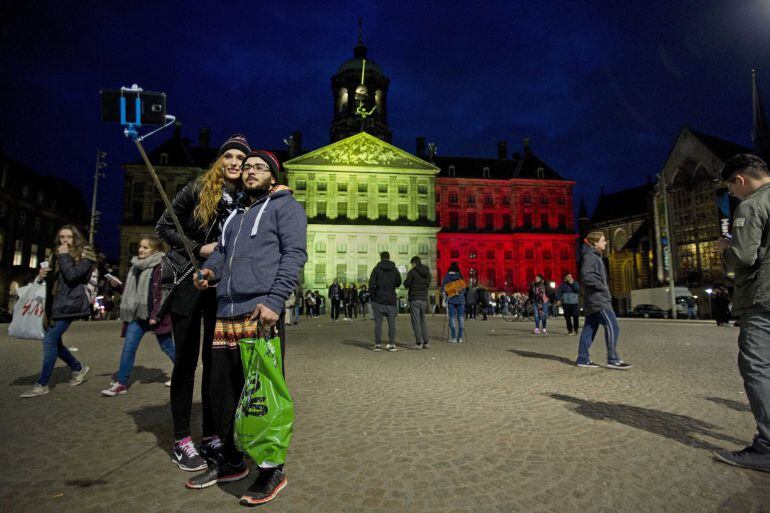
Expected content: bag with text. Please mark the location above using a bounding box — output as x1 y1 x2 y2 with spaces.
235 333 294 465
8 281 46 340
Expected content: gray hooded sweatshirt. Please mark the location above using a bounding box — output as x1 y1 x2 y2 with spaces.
580 243 613 316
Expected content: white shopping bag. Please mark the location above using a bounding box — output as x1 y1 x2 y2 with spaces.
8 281 46 340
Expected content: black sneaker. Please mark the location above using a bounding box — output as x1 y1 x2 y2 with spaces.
239 467 287 506
199 436 223 463
185 458 249 489
172 437 207 471
714 446 770 472
576 361 600 368
607 361 633 370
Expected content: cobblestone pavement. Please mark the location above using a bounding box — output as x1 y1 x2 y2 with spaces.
2 315 769 513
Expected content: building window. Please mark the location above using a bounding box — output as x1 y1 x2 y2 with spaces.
525 249 534 259
160 153 169 165
336 242 347 253
449 212 459 229
337 202 347 217
296 180 306 190
315 241 326 253
467 195 476 205
378 183 388 194
486 250 495 260
338 182 348 192
450 249 460 259
22 183 30 199
543 250 552 260
541 196 549 205
560 250 570 260
13 240 23 266
315 263 326 283
523 213 532 228
504 250 513 260
317 201 327 216
378 203 388 217
36 191 44 204
469 251 477 259
484 194 493 205
357 264 368 282
19 211 26 226
537 167 545 178
486 269 495 287
378 243 388 253
448 165 456 177
418 184 428 195
317 182 328 192
399 244 409 254
502 214 511 230
467 213 477 230
358 243 367 253
523 194 531 205
505 269 513 287
418 203 427 219
398 204 407 218
502 196 510 206
358 183 368 193
557 197 566 206
541 214 549 229
358 203 368 217
485 213 494 230
398 184 408 194
482 167 490 178
29 244 39 268
558 214 566 230
34 216 42 231
449 192 458 203
419 243 429 254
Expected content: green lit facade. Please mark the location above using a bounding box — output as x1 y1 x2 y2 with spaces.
284 132 440 290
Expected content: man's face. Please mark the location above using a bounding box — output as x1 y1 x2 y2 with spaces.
726 173 751 200
241 157 274 193
595 236 608 252
565 274 573 282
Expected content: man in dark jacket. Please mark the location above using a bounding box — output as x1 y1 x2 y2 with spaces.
404 256 431 349
328 278 342 321
576 232 632 369
369 251 402 351
713 154 770 472
557 273 581 335
190 150 307 505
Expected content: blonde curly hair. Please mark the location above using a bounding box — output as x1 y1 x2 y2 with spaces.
193 154 231 230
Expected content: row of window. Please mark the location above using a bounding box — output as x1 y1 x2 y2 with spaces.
302 200 429 218
296 181 430 195
440 192 567 206
313 241 431 255
440 248 572 261
0 233 46 268
440 212 568 230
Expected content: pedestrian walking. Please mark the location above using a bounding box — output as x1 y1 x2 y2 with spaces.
557 273 581 335
188 149 307 504
156 133 250 472
358 284 371 320
713 154 770 472
101 235 175 396
575 232 632 369
442 262 466 343
466 282 478 320
20 225 95 398
529 274 554 334
404 256 431 349
369 251 402 351
329 278 342 321
344 283 358 320
304 291 315 319
478 284 490 321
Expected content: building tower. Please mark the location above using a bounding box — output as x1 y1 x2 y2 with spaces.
330 23 392 143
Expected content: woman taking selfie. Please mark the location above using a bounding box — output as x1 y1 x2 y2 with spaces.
156 134 250 471
101 235 175 396
20 225 96 398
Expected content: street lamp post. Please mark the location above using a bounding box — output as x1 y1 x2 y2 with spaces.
659 177 678 318
89 149 108 245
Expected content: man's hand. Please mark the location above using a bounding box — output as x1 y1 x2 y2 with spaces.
149 318 157 326
198 242 218 258
193 269 216 290
57 244 69 255
716 237 731 252
249 303 280 327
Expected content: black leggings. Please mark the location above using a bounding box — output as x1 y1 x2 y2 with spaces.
169 278 217 440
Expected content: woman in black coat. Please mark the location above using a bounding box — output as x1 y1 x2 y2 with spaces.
156 134 250 471
20 225 95 398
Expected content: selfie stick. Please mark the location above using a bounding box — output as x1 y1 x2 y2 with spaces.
119 85 202 280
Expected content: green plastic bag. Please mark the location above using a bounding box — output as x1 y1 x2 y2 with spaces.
235 335 294 465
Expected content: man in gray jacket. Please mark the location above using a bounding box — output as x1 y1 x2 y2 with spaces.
188 150 307 505
404 256 431 349
575 232 632 369
714 154 770 472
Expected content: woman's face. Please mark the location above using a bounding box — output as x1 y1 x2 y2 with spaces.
221 150 246 183
58 229 74 247
137 239 157 259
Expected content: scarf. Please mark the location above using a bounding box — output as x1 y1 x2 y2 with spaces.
120 252 164 323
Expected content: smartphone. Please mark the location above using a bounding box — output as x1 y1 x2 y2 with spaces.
721 233 732 240
40 261 49 269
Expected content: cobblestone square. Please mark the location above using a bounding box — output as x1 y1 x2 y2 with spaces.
2 316 768 513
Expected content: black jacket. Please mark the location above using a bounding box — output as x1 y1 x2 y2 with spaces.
580 243 613 316
369 259 402 306
45 253 95 321
404 263 431 301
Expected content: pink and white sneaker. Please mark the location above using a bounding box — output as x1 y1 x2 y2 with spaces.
533 328 541 334
101 382 128 396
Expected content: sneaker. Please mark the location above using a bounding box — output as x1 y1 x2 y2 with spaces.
533 328 541 334
101 382 128 396
542 329 547 335
607 361 633 370
70 364 90 386
20 383 50 398
186 458 249 489
422 342 431 349
240 467 287 506
413 343 423 349
199 436 223 463
449 338 457 343
713 446 770 472
164 380 172 387
386 344 398 352
172 437 208 471
456 338 463 343
372 344 382 352
577 361 600 368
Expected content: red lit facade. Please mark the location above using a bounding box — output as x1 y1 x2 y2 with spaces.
433 148 578 292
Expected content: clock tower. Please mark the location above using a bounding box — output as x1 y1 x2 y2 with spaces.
330 31 392 143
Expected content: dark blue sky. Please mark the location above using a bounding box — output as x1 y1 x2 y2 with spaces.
2 0 769 260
